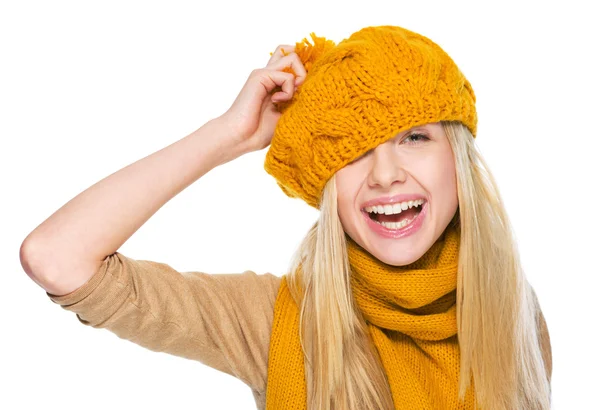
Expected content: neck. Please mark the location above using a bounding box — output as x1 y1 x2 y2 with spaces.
346 225 461 340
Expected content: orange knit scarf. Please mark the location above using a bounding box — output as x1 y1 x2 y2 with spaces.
265 225 477 409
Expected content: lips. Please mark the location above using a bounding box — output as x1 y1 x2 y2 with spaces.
361 194 427 209
361 201 428 239
367 203 423 224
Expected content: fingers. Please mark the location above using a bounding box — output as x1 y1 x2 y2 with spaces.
260 70 296 102
256 43 309 104
267 44 307 86
268 53 307 86
267 44 295 65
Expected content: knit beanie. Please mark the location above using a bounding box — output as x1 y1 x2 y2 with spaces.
263 25 478 209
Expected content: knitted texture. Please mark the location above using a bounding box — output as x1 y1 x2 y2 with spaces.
264 26 477 209
265 225 477 409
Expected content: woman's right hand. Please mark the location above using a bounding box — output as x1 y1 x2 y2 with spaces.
219 44 307 153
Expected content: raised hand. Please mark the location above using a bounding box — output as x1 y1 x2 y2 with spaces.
220 44 307 153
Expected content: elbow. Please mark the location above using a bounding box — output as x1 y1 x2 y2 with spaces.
20 236 43 280
20 235 56 285
21 235 106 296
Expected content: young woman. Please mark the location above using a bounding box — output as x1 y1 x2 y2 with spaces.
21 25 552 409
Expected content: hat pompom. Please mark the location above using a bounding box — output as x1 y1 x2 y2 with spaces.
272 33 336 112
291 33 336 73
269 33 336 76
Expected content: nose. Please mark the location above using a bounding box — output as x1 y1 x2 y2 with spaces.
366 143 407 189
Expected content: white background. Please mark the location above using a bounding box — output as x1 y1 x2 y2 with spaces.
2 0 598 408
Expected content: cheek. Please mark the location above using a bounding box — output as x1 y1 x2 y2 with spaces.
414 149 457 204
433 153 458 205
335 170 361 227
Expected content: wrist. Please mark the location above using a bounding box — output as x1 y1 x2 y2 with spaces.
197 116 253 165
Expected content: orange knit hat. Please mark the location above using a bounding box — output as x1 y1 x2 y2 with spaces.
264 26 477 209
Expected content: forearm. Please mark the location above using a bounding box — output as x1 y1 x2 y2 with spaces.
21 116 246 285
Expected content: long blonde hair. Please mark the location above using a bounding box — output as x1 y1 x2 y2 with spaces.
284 120 552 409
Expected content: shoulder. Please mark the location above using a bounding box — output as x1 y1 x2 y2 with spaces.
202 270 283 390
209 270 282 311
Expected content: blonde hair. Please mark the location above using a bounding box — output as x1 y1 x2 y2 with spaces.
284 121 552 409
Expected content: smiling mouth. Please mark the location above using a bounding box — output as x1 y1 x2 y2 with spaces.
363 201 424 229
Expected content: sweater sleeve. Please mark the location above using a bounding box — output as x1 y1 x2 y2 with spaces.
46 251 282 393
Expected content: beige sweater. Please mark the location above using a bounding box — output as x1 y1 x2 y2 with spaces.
46 252 281 409
47 252 552 409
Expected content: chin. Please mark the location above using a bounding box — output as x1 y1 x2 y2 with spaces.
377 252 421 267
369 244 424 267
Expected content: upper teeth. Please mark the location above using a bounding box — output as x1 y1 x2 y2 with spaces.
364 199 425 215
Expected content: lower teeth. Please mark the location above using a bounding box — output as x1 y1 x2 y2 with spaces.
375 213 419 230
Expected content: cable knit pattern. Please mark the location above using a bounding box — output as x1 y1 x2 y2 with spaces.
265 225 477 409
264 26 477 209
